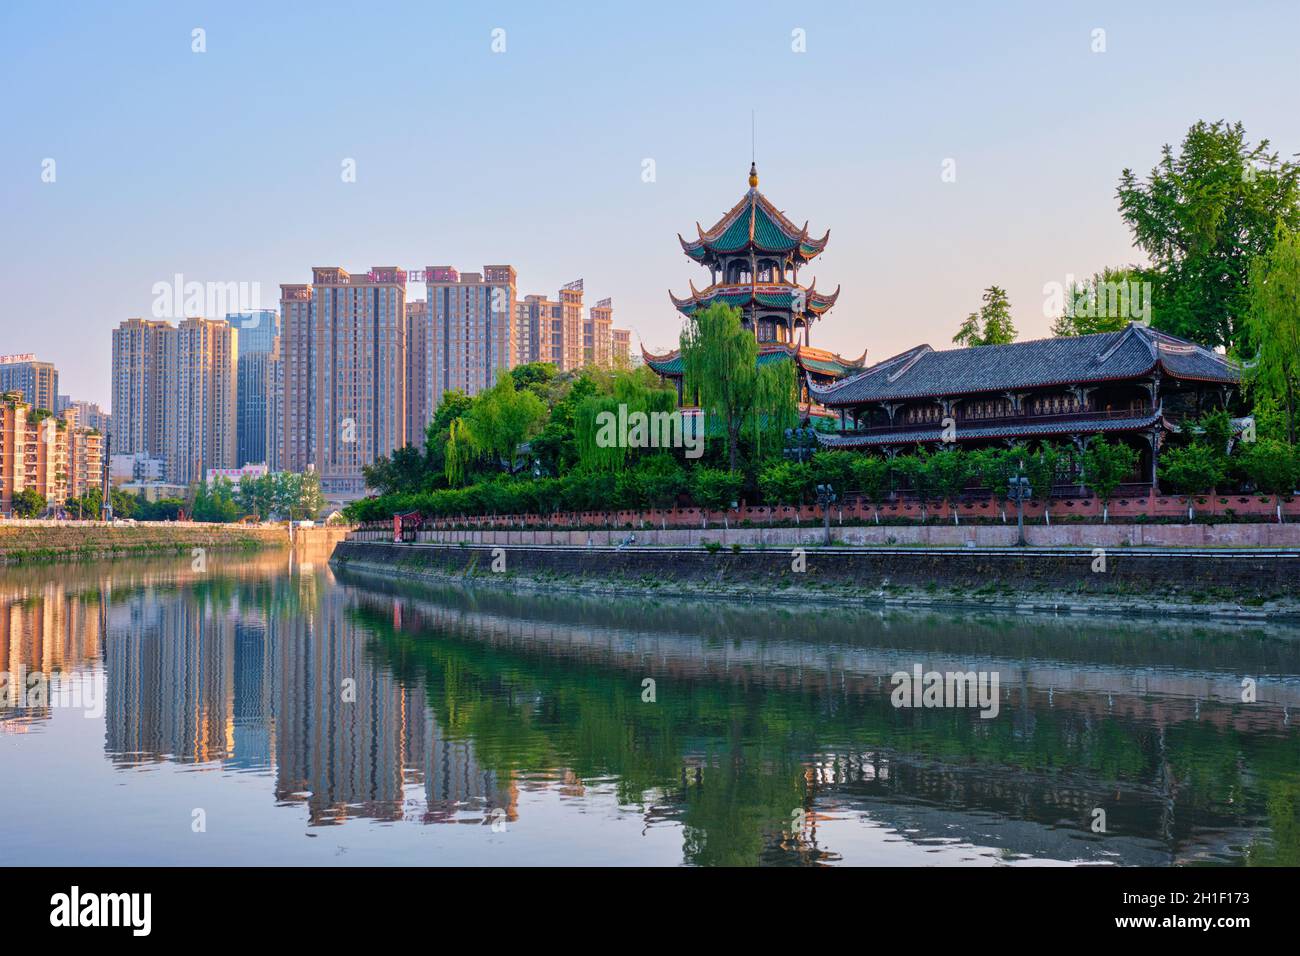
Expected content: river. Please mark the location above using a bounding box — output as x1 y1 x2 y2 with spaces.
1 552 1298 866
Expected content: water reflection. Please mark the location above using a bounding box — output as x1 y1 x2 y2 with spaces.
2 555 1298 866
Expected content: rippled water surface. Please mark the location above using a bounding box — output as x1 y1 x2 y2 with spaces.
2 553 1299 866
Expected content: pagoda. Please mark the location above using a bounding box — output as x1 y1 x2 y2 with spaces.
643 163 866 409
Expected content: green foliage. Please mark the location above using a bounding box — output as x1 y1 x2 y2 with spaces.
235 471 324 521
680 302 796 472
1117 119 1300 352
810 451 855 491
1081 438 1139 505
190 477 241 523
970 447 1019 504
1239 439 1298 496
953 286 1017 347
458 374 548 473
574 368 678 472
1051 267 1146 336
1023 444 1063 502
927 448 972 505
850 456 892 506
1245 226 1300 442
11 488 46 517
689 467 744 511
1160 443 1227 495
757 460 812 507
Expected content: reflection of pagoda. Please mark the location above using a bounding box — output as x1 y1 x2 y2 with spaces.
644 163 865 409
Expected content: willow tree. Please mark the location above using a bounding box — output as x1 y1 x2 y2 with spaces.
680 302 797 472
443 375 547 486
574 367 678 472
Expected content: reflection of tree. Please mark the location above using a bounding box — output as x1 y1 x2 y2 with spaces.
349 595 1300 866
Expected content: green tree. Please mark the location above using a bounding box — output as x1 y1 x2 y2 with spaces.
11 488 45 518
1051 266 1147 336
894 448 939 522
758 460 812 511
953 286 1017 347
575 367 678 472
680 302 795 472
1081 438 1139 523
970 446 1019 522
1117 119 1300 352
1160 444 1227 519
927 448 972 525
1024 444 1063 524
1239 438 1298 523
691 467 744 523
459 374 548 474
850 455 892 524
1245 225 1300 442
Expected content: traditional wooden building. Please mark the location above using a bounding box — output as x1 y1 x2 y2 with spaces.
808 324 1241 486
644 163 865 405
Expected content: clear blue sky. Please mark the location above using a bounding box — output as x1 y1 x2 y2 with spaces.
3 0 1298 408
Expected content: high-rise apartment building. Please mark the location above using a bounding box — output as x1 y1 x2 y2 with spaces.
111 318 172 460
61 405 104 502
280 267 407 498
266 339 283 472
0 356 59 412
587 298 613 367
225 311 281 466
611 328 632 367
515 294 561 367
168 317 238 485
111 316 237 487
559 281 584 371
425 265 516 410
0 393 102 512
57 396 112 439
405 299 429 448
279 284 313 474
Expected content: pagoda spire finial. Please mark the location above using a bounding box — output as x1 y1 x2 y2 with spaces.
748 161 758 189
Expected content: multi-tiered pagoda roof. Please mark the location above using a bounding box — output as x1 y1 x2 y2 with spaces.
646 163 862 407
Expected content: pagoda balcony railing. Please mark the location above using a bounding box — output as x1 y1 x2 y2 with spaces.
850 406 1152 436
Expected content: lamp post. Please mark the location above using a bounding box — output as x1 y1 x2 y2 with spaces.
783 427 817 463
815 483 836 546
1008 465 1030 547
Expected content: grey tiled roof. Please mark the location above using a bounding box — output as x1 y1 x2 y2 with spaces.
813 412 1162 448
810 325 1237 407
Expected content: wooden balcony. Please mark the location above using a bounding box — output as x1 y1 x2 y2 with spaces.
855 406 1153 437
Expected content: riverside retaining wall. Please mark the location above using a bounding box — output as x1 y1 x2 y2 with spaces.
332 539 1300 600
0 522 289 564
351 521 1300 549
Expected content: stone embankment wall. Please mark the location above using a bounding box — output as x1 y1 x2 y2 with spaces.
351 521 1300 549
0 521 289 564
332 539 1300 602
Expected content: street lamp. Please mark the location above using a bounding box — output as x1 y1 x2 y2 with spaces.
815 482 837 546
784 427 817 463
1008 464 1030 547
